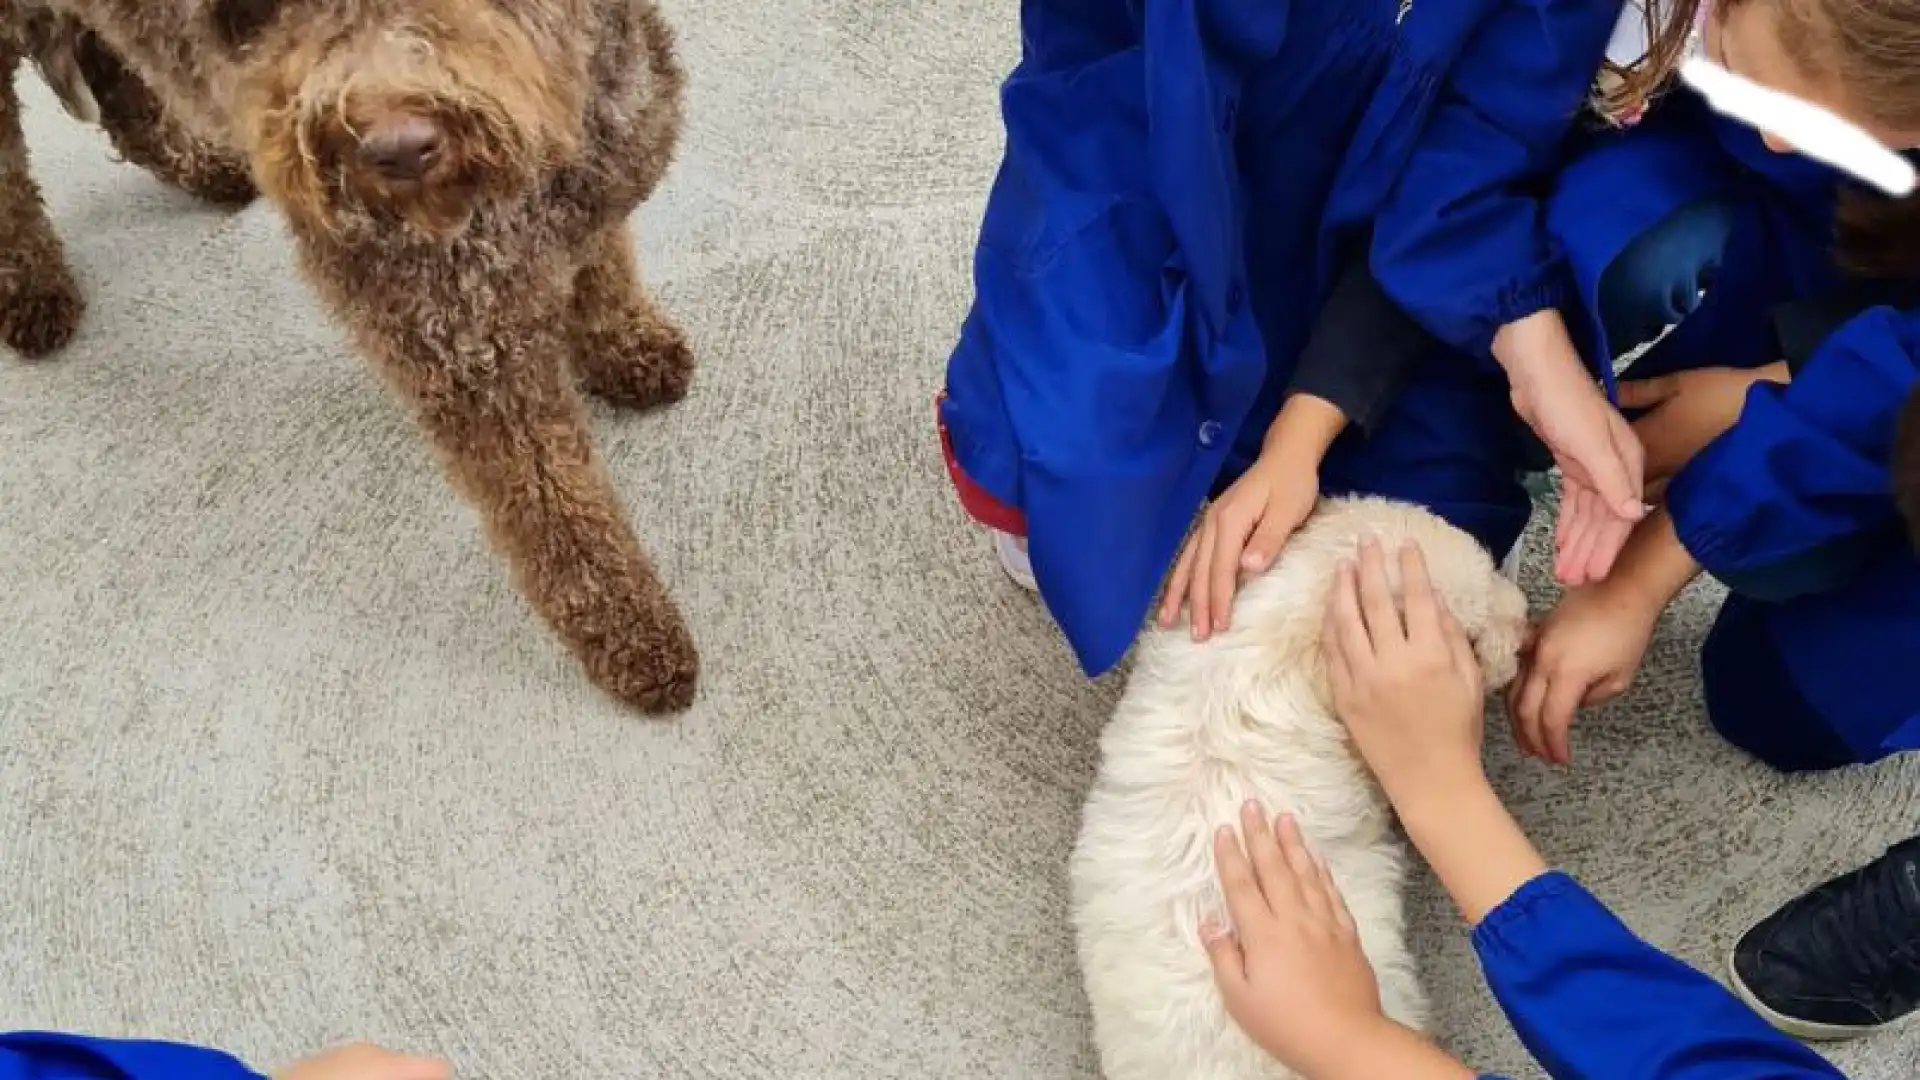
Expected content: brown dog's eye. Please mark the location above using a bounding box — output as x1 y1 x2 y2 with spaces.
211 0 283 46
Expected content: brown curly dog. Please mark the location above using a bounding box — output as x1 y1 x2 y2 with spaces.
2 0 699 713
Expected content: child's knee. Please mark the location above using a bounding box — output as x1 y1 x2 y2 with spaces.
1596 197 1738 352
1701 604 1862 774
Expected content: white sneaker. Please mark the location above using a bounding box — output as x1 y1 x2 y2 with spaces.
993 530 1038 592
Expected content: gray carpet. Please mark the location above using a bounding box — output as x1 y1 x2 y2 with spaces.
2 4 1916 1077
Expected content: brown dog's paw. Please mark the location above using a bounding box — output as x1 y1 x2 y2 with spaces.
0 281 85 358
574 319 695 411
576 601 700 714
177 157 259 207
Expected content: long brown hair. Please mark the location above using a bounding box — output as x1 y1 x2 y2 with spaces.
1591 0 1704 124
1599 0 1920 278
1774 0 1920 277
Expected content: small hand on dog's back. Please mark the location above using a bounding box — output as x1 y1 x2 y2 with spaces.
1071 495 1528 1080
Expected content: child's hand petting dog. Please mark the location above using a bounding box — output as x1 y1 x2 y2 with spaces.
1202 804 1383 1075
1202 804 1477 1080
277 1043 452 1080
1160 395 1340 641
1323 539 1488 801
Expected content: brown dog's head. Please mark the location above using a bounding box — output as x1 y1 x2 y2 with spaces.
215 0 584 240
1897 384 1920 551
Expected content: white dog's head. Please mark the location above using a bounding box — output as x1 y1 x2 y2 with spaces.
1231 496 1531 703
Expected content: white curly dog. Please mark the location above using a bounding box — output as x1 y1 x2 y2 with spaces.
1071 496 1530 1080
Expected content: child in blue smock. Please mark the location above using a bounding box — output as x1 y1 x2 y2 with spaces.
0 1038 445 1080
1509 0 1920 776
1713 390 1920 1044
937 0 1656 677
1203 541 1846 1078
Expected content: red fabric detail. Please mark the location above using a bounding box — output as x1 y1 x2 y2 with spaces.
935 392 1027 537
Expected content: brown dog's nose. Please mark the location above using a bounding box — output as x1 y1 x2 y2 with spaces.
358 116 442 181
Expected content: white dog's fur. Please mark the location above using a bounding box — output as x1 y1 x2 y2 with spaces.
1070 496 1530 1080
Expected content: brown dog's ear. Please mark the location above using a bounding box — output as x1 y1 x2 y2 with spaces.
210 0 283 47
1897 385 1920 551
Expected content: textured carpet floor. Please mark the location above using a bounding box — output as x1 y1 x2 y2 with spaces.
3 5 1917 1078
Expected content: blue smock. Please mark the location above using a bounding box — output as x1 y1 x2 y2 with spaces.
1546 90 1920 766
1472 872 1845 1079
940 0 1623 676
0 1032 262 1079
0 874 1843 1078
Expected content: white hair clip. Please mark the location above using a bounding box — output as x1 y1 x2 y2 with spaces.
1679 51 1916 197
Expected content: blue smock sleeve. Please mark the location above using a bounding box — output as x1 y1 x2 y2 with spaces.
0 1032 263 1080
1369 0 1621 361
1472 873 1845 1079
1668 306 1920 601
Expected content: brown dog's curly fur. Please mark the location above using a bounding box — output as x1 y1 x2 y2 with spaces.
2 0 699 712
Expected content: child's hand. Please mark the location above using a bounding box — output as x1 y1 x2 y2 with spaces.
1618 363 1788 486
1508 579 1661 766
1322 539 1489 803
277 1043 451 1080
1203 804 1385 1075
1159 448 1319 642
1494 310 1646 586
1554 477 1638 587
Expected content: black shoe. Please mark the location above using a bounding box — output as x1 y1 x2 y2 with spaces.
1730 836 1920 1041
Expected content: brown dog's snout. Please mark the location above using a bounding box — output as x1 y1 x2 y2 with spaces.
358 115 442 181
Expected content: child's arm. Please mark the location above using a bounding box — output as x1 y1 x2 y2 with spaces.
1285 234 1435 436
1 1031 264 1080
1387 781 1850 1079
1667 306 1920 600
1323 544 1844 1078
0 1035 448 1080
1159 240 1432 637
1368 0 1618 364
1369 0 1651 558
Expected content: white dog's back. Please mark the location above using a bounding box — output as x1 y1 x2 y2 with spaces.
1069 497 1528 1079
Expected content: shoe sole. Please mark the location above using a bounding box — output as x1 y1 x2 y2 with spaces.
1725 945 1916 1042
992 531 1039 593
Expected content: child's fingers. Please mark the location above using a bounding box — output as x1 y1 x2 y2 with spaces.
1327 561 1376 675
1554 488 1598 585
1208 517 1246 634
1241 500 1300 573
388 1058 454 1080
1240 801 1303 915
1355 540 1405 651
1200 921 1249 995
1321 603 1357 704
1274 814 1331 925
1301 829 1357 933
1542 672 1588 767
1616 375 1679 411
1396 543 1441 640
1438 605 1480 687
1161 536 1199 627
1511 666 1550 760
1580 407 1647 522
1190 522 1218 641
1580 513 1634 584
1213 824 1274 938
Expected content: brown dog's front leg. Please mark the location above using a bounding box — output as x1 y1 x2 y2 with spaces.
0 40 85 357
73 31 256 206
568 221 695 410
314 243 698 713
